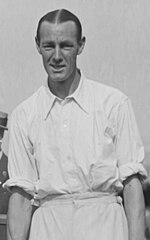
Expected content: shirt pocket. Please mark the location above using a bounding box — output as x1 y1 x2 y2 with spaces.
94 110 117 163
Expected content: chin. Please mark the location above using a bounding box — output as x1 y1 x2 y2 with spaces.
49 73 67 83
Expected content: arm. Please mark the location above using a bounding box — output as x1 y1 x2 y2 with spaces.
123 174 146 240
7 187 33 240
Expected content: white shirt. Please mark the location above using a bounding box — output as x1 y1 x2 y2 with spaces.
4 72 147 201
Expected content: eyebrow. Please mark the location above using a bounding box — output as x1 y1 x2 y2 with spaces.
42 40 74 46
42 41 55 45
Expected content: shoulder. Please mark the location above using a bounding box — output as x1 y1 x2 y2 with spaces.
87 78 127 101
11 85 45 126
86 78 128 112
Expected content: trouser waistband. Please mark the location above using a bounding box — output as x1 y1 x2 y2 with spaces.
39 192 122 206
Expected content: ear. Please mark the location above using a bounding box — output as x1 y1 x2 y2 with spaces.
35 37 41 55
77 37 86 55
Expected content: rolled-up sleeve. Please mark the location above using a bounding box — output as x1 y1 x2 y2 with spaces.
3 107 38 196
116 98 147 181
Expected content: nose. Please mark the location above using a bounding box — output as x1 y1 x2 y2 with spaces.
53 46 62 63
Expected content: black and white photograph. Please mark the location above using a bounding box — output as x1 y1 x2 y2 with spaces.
0 1 150 240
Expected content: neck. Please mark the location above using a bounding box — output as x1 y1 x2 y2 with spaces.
48 69 81 99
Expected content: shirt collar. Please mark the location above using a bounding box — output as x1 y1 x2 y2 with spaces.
68 71 89 113
43 84 58 120
43 70 89 120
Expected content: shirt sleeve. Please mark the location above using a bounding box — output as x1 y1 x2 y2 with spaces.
115 98 147 181
3 107 39 196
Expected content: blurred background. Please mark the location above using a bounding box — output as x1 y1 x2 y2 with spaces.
0 0 150 238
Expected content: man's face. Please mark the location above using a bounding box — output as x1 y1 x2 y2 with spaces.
36 21 85 84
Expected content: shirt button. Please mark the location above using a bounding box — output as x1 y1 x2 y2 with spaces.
71 177 77 183
63 123 67 128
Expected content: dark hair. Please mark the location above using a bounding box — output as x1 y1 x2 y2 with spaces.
36 9 82 43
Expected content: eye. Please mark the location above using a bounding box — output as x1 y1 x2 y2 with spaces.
43 46 53 51
64 46 72 50
42 43 55 51
61 43 73 50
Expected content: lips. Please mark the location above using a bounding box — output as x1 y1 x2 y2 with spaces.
50 64 65 71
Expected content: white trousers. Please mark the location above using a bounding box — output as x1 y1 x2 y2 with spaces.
29 192 128 240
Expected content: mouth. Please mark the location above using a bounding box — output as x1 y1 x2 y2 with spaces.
50 64 66 72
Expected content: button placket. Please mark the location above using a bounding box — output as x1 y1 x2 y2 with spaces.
59 100 79 188
59 100 73 171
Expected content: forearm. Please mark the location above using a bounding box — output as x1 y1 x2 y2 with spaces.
7 187 33 240
123 174 146 240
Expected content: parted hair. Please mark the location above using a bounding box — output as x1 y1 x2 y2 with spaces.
36 9 82 43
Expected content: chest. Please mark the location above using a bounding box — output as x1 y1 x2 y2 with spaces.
30 101 117 169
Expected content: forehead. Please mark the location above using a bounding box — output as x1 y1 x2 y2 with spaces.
39 21 78 42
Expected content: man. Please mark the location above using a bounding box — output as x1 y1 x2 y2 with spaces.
0 111 10 214
0 148 10 214
5 9 147 240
